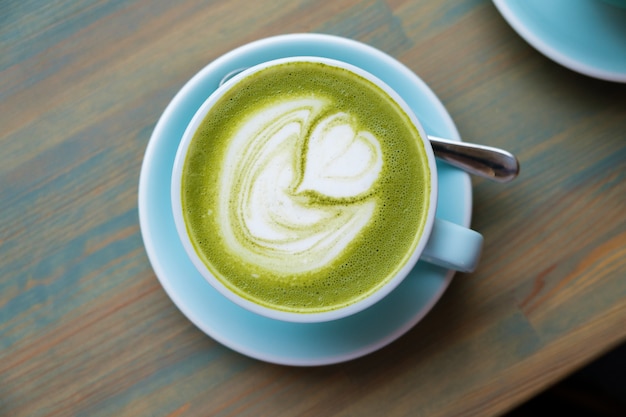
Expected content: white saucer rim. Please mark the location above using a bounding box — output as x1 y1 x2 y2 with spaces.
138 33 472 366
493 0 626 83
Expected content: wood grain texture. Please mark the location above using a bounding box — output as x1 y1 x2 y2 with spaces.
1 0 625 416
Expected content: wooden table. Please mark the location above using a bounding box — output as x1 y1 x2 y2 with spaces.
2 1 625 416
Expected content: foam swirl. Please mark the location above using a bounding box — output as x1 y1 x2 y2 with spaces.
217 97 383 275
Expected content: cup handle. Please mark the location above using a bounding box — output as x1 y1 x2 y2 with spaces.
420 218 483 273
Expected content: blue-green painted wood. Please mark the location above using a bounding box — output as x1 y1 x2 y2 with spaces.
1 0 625 416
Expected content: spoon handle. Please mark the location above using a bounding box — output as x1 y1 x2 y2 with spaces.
427 135 520 183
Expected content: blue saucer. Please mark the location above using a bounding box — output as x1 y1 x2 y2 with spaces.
494 0 626 83
138 34 472 366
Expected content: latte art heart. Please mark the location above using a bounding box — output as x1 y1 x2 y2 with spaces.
218 98 383 275
296 112 383 199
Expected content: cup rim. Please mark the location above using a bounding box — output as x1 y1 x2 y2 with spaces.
171 56 438 323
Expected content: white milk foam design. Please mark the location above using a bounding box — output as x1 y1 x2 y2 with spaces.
216 97 384 276
296 112 382 199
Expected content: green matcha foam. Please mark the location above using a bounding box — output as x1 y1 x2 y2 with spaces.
181 61 430 313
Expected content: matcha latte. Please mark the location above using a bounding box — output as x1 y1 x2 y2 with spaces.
177 59 432 316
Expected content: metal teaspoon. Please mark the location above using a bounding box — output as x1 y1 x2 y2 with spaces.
218 68 520 183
